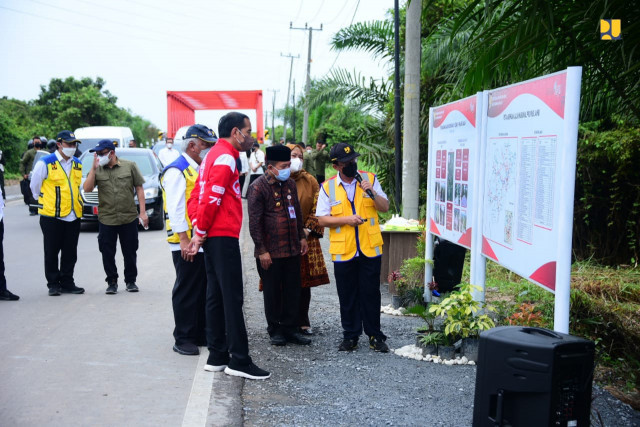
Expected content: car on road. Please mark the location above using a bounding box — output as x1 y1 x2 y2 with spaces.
79 148 165 230
74 126 135 153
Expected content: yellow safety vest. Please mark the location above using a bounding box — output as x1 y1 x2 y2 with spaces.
161 156 198 244
322 171 383 261
37 154 83 218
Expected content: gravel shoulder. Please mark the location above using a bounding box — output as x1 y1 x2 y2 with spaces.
236 211 640 426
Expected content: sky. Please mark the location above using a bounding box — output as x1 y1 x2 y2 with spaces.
0 0 395 136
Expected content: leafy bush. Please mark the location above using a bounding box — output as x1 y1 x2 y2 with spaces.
574 122 640 265
429 283 496 340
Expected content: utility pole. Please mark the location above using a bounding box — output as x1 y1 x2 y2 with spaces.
270 89 279 144
292 80 297 142
402 0 422 219
280 53 299 142
290 22 322 145
393 0 402 208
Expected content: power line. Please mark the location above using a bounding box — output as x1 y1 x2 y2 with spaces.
0 5 281 57
326 0 361 74
22 0 193 43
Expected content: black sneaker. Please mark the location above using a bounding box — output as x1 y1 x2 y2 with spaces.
48 287 61 296
105 282 118 295
125 282 139 292
270 334 287 346
60 285 85 294
284 332 311 346
204 352 229 372
369 336 389 353
338 338 358 351
0 290 19 301
224 362 271 380
173 343 199 356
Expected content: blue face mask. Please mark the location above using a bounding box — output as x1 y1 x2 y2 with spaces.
275 167 291 181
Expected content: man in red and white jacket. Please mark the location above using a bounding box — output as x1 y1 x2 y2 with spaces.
187 112 270 380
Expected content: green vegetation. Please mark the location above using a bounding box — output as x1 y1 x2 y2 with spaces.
1 77 158 175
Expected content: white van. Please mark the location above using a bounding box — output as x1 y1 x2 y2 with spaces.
74 126 134 153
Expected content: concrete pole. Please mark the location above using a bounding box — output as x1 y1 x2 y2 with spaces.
302 27 313 145
290 23 322 145
393 0 402 207
281 53 298 141
402 0 422 219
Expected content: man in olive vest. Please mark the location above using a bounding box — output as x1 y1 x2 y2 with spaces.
161 124 216 356
316 143 390 352
30 131 84 296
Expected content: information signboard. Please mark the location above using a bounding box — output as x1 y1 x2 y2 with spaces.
480 69 581 293
427 94 482 249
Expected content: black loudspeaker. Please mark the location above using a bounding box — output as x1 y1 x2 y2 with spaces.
433 237 466 293
473 326 595 427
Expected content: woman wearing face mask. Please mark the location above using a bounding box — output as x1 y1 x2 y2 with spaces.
286 144 329 335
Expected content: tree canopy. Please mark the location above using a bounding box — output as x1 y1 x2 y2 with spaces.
1 77 158 175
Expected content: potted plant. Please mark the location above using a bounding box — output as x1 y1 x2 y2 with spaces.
406 303 438 345
418 331 442 356
429 283 495 362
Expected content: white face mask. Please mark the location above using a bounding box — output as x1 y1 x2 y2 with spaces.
61 147 76 158
290 157 302 173
198 148 210 159
98 153 111 167
166 143 173 149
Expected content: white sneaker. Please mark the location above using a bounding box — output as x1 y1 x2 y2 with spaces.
224 363 271 380
204 364 226 372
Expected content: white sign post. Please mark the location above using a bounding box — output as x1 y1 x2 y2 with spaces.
480 67 582 333
425 68 582 332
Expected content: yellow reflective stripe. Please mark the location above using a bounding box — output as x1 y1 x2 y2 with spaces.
369 218 375 226
374 246 381 256
335 254 342 261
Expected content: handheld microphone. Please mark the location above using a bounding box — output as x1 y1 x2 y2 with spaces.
354 172 376 200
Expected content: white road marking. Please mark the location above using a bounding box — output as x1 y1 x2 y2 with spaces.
182 348 214 427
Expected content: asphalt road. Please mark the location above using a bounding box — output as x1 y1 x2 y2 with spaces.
0 198 198 425
2 189 639 426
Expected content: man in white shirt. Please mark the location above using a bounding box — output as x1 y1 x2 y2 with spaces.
161 124 216 356
248 142 265 188
30 130 85 296
158 137 180 166
0 196 19 301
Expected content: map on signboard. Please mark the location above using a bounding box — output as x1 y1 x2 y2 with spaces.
484 138 517 247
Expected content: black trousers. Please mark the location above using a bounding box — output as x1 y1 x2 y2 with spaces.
0 219 6 292
298 287 311 328
334 255 386 341
239 175 246 197
39 216 81 289
98 219 139 283
203 237 251 367
172 251 207 345
256 256 301 336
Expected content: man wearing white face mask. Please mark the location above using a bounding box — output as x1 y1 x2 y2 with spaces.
161 124 216 356
30 130 85 296
84 139 147 295
158 137 180 166
247 145 309 347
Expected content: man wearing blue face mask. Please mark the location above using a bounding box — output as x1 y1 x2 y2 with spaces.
247 145 309 347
